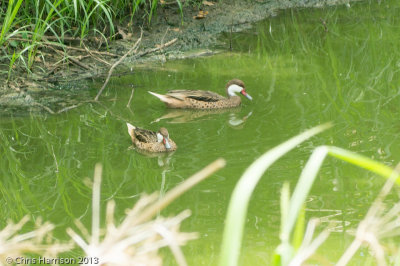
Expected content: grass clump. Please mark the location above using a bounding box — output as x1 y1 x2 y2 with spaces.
0 159 225 265
0 0 199 78
0 216 72 262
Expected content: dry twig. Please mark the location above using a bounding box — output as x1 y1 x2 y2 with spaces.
67 159 225 265
32 102 55 114
94 31 143 101
45 45 91 70
8 38 119 57
337 164 400 266
82 42 112 66
0 216 72 261
132 38 177 60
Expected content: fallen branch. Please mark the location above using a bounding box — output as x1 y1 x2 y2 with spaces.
93 37 177 101
94 32 143 101
55 44 118 57
10 33 107 44
32 102 55 114
82 42 111 66
8 38 119 57
132 38 177 60
45 45 91 70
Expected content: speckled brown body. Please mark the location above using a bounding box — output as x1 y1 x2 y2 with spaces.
151 90 243 109
148 79 251 109
134 139 177 152
127 124 177 152
172 94 242 109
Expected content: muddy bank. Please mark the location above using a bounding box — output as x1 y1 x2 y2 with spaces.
0 0 361 115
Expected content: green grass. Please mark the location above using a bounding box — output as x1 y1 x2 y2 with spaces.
0 0 201 75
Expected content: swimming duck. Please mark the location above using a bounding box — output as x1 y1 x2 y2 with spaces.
148 79 252 109
126 123 177 152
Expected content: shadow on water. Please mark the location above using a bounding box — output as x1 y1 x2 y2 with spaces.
1 0 400 264
150 108 253 128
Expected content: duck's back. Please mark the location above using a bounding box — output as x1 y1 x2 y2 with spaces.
167 90 225 101
166 90 240 109
134 128 158 143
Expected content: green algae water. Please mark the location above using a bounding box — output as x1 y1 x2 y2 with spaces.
1 0 400 265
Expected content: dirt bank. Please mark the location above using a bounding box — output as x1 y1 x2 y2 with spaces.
0 0 360 115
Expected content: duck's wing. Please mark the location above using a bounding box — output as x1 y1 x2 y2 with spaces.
134 128 158 143
167 90 225 102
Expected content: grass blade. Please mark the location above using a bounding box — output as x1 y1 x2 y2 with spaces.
219 123 332 266
327 146 397 183
277 146 329 265
0 0 24 45
275 144 400 265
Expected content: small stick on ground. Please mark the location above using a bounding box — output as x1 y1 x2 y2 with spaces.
132 38 177 60
9 38 119 57
126 88 135 108
45 45 91 70
160 27 170 52
59 44 118 57
10 33 115 47
82 42 111 66
64 55 91 70
94 31 143 101
33 102 55 114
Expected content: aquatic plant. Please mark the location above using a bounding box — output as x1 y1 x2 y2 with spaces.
219 123 400 266
0 158 225 266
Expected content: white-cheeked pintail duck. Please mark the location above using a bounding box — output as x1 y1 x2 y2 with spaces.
127 123 177 152
148 79 252 109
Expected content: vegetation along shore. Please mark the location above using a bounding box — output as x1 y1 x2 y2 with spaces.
0 0 359 114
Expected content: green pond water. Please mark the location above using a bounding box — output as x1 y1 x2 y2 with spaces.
1 0 400 265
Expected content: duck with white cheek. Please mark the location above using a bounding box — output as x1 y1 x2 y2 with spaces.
126 123 177 152
148 79 252 109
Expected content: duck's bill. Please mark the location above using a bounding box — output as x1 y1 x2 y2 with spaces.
163 138 172 149
241 90 253 101
245 94 253 100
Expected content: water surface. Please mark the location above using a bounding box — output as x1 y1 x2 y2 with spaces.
1 0 400 265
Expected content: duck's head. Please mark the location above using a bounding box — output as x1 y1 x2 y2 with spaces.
157 127 172 150
226 79 253 100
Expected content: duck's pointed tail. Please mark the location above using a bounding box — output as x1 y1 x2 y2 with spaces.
148 91 173 104
126 123 136 141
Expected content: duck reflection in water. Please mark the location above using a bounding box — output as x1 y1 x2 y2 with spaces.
151 108 253 128
228 111 252 128
128 147 175 167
